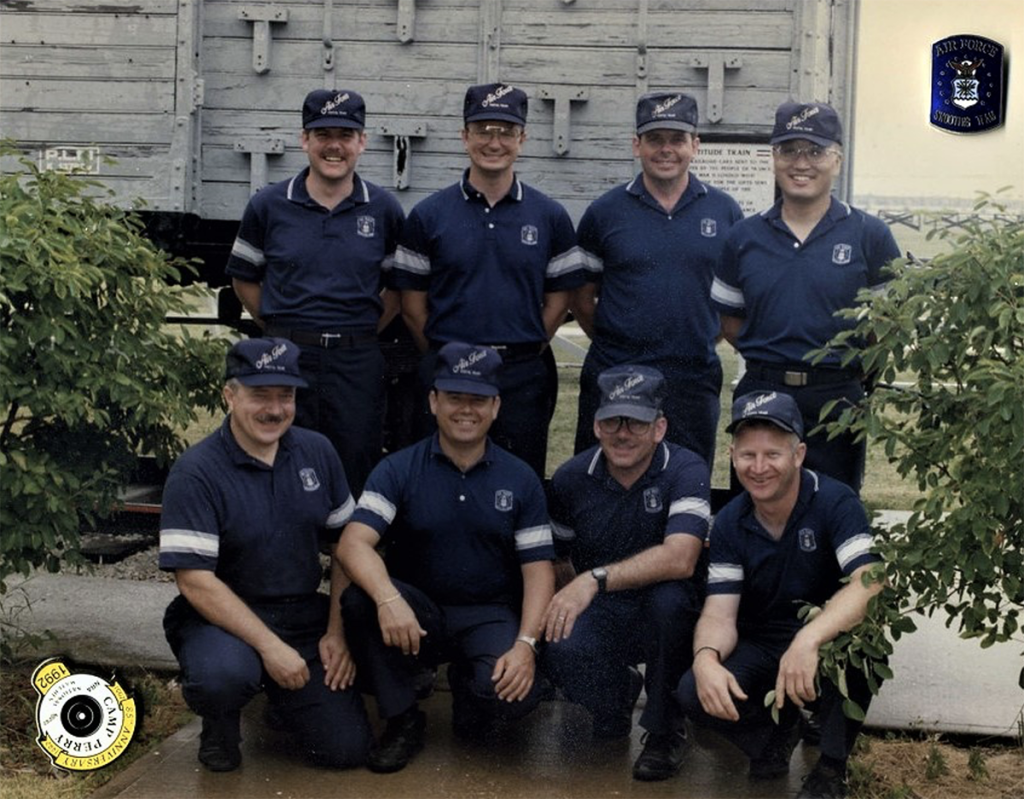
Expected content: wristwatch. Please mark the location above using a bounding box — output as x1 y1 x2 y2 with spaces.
591 567 608 593
515 635 539 653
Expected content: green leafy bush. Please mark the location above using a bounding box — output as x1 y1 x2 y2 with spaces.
0 148 228 593
811 190 1024 707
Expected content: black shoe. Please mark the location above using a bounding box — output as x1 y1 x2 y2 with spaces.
632 730 687 781
368 707 426 773
198 716 241 772
797 759 848 798
800 709 823 745
749 718 800 780
592 666 644 740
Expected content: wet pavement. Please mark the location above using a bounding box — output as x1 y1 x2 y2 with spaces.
90 686 817 799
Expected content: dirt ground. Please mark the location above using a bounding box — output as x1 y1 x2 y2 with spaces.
848 735 1023 799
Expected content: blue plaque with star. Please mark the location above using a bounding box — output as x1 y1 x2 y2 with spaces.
931 35 1005 134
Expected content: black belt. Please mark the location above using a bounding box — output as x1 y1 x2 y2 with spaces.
744 360 860 387
267 327 377 350
429 340 545 359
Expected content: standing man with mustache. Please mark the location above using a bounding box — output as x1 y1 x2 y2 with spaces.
571 92 743 468
227 89 405 496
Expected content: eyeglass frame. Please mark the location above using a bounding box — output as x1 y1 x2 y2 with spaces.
465 122 524 143
771 142 840 165
596 415 659 436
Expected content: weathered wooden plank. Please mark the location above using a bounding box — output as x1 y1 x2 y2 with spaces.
202 39 479 82
0 0 179 14
2 144 179 208
501 10 793 50
502 0 794 10
0 45 176 81
202 3 481 44
2 13 178 47
0 79 175 113
201 76 474 119
1 113 174 146
499 48 790 91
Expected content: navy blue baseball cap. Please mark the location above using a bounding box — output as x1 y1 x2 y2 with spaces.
302 89 366 130
433 343 503 397
225 338 308 388
770 101 842 147
636 92 698 135
726 391 804 439
464 83 528 126
595 365 665 423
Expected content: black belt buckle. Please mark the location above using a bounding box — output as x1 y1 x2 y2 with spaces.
783 370 809 387
320 332 343 348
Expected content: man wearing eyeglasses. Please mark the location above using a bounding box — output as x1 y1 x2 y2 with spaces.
392 83 585 479
570 92 743 469
541 365 711 782
711 101 900 493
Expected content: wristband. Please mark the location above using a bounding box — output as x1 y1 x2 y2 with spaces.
694 645 721 661
376 593 402 607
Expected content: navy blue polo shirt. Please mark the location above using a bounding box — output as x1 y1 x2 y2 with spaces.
578 174 743 367
351 434 555 606
390 170 585 344
710 197 899 366
548 441 711 578
159 418 354 601
225 169 405 330
706 469 878 639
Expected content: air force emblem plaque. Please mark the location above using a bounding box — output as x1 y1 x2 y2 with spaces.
931 35 1005 134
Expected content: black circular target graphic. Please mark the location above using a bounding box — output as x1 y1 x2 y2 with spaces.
60 694 103 737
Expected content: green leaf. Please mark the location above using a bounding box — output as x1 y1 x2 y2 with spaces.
842 699 866 722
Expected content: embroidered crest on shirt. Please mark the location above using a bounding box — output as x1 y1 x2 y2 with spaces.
643 487 663 513
832 243 852 265
700 218 717 238
299 468 321 492
520 225 538 246
798 528 817 552
494 489 514 511
357 216 375 238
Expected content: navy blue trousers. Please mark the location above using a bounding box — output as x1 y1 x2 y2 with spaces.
413 348 557 479
675 634 877 764
542 581 701 735
164 594 372 768
575 354 722 470
731 371 866 495
341 580 545 726
292 339 385 497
